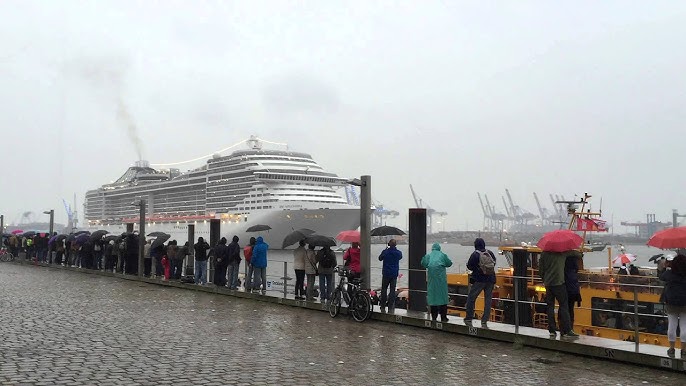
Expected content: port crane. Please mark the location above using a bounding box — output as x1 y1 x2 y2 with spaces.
410 184 447 234
372 201 399 227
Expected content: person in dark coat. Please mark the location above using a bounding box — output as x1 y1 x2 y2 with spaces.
464 237 496 327
227 236 241 290
564 254 582 326
194 237 210 285
125 234 139 275
660 254 686 358
378 239 403 312
213 237 229 286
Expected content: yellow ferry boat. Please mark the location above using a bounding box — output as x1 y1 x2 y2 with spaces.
446 194 669 347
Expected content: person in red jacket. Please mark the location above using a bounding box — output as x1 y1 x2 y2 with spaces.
343 242 361 277
161 254 171 280
244 237 256 291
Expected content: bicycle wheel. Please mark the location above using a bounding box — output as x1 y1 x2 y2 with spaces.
351 292 371 322
329 288 342 318
0 253 12 262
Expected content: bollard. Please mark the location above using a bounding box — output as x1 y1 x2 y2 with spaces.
633 287 639 353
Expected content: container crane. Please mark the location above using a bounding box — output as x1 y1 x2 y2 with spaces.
410 184 447 234
533 192 549 225
477 193 489 230
372 201 399 227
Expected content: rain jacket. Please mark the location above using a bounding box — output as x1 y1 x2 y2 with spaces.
564 254 581 296
243 245 253 264
316 247 336 275
293 245 307 270
538 251 568 286
251 237 268 268
660 270 686 306
305 248 318 275
466 238 496 283
421 243 453 306
344 246 361 274
378 246 402 278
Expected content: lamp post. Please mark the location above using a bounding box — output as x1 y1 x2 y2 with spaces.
348 176 371 290
43 210 54 235
1 214 4 247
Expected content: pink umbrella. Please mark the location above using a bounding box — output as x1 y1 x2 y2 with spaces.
336 230 360 243
612 253 636 266
11 229 23 235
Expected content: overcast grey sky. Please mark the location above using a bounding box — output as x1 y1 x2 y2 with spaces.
1 1 685 232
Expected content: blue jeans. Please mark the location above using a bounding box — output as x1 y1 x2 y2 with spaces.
252 267 266 291
195 260 208 284
380 276 397 309
465 281 495 322
227 262 240 289
319 274 333 301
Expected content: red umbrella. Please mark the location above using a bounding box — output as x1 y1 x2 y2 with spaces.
11 229 23 235
537 230 583 252
647 226 686 249
336 230 360 243
613 253 636 266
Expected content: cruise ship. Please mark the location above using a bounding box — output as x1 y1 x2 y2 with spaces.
84 136 360 247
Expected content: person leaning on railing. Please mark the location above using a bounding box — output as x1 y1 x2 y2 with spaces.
659 254 686 358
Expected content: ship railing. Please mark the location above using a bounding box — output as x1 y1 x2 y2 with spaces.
381 267 666 354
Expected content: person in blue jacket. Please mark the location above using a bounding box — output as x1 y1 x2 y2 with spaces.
251 236 269 293
464 237 496 328
378 239 403 312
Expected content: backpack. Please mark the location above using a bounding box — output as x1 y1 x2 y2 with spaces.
478 250 495 275
320 250 337 269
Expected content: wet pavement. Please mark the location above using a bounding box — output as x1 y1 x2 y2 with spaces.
0 263 679 385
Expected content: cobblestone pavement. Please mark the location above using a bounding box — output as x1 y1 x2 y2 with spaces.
0 264 679 385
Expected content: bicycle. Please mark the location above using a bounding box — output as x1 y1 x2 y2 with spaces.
0 247 15 262
329 266 372 322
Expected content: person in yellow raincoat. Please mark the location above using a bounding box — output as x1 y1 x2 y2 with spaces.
421 243 453 322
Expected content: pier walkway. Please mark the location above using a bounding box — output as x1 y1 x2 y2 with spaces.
1 261 683 385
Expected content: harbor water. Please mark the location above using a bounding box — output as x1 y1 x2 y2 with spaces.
260 243 662 290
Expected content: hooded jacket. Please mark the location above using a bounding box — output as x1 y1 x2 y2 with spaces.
214 238 229 265
660 270 686 306
467 238 496 283
251 237 268 268
421 243 453 306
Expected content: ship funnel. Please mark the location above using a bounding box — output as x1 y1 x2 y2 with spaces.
135 160 150 168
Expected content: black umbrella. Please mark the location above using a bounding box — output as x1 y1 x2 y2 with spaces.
56 234 68 242
147 231 169 237
370 226 406 237
151 234 171 249
246 224 272 232
74 230 90 236
104 235 119 242
89 230 109 241
21 231 37 238
648 254 664 263
282 228 316 249
304 234 337 247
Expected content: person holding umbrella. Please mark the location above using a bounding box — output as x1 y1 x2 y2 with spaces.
251 236 269 293
660 254 686 358
293 240 307 299
378 239 402 313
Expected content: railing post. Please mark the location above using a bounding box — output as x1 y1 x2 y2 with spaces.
633 286 639 353
283 261 288 299
514 278 520 334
